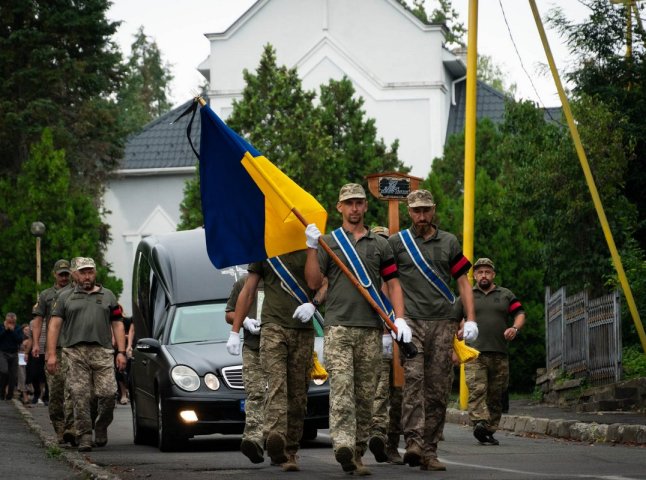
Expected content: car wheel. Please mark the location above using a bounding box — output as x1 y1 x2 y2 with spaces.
301 425 318 441
131 395 154 445
157 393 185 451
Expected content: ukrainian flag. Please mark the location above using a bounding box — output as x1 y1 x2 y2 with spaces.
199 103 327 269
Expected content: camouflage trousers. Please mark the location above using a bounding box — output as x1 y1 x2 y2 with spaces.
370 357 403 447
465 352 509 432
324 326 381 456
260 323 313 454
242 345 266 446
402 319 457 458
46 347 75 437
62 345 117 438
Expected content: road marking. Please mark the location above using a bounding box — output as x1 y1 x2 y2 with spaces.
444 460 640 480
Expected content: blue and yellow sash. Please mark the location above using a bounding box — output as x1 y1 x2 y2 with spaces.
398 229 455 304
266 256 324 335
331 228 395 322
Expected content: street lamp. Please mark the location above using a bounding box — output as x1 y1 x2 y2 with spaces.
30 221 46 286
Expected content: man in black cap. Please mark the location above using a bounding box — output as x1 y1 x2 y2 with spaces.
461 257 525 446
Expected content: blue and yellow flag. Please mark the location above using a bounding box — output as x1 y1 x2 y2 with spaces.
199 104 327 269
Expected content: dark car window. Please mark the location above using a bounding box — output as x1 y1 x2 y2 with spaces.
170 303 230 344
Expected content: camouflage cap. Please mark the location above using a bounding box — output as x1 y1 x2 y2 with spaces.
371 226 390 238
474 257 495 271
407 189 435 208
338 183 367 202
53 259 71 274
71 257 96 271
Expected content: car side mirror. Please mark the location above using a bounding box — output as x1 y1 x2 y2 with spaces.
136 338 162 354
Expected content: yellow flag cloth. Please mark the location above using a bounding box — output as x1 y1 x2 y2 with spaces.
453 335 480 364
310 351 328 381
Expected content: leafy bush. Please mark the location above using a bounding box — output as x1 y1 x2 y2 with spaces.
622 345 646 379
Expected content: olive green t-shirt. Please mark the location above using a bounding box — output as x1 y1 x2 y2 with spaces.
225 276 263 350
388 225 470 321
247 250 313 330
51 285 121 349
459 285 524 354
318 229 395 328
32 283 73 349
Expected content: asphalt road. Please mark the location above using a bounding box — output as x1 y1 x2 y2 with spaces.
26 402 646 480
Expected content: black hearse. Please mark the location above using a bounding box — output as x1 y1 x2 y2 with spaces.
129 228 329 451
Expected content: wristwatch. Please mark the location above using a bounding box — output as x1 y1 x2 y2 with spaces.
117 350 127 355
511 326 519 334
312 298 320 307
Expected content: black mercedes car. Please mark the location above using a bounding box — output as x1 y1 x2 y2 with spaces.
129 228 329 451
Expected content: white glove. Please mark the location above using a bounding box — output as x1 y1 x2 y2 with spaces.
392 317 412 343
243 317 261 335
382 334 393 358
293 303 316 323
305 224 322 249
463 320 479 342
226 331 241 355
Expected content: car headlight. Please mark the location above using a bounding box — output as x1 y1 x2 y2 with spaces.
204 373 220 391
171 365 200 392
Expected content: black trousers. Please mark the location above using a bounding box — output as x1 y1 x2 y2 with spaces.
0 351 19 400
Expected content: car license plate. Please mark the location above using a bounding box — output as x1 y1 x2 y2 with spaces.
240 399 245 412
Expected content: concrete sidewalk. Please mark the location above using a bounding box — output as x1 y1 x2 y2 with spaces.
446 399 646 445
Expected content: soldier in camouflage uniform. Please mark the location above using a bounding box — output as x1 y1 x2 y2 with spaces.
388 189 477 471
224 275 265 464
462 257 525 445
228 251 324 472
46 257 127 452
304 184 410 476
31 259 75 445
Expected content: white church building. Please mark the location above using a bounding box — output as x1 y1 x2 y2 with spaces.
103 0 508 312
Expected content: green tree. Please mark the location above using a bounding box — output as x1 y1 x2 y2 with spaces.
117 26 174 136
428 93 637 389
547 0 646 249
0 0 125 195
317 77 407 228
401 0 466 47
0 129 122 321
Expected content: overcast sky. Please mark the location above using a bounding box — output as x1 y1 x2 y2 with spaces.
107 0 592 109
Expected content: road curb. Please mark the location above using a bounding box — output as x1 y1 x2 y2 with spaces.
13 399 122 480
446 408 646 445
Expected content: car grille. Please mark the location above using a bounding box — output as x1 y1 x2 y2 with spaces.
222 366 244 389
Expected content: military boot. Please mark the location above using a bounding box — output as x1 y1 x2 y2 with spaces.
334 446 356 472
266 431 288 465
94 428 108 447
403 442 422 467
421 457 447 471
386 444 404 464
354 452 372 476
282 454 300 472
240 438 264 464
77 434 92 452
368 435 388 463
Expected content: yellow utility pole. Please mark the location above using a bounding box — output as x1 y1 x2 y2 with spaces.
460 0 479 411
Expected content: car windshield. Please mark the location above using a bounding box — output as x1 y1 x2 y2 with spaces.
169 303 230 344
